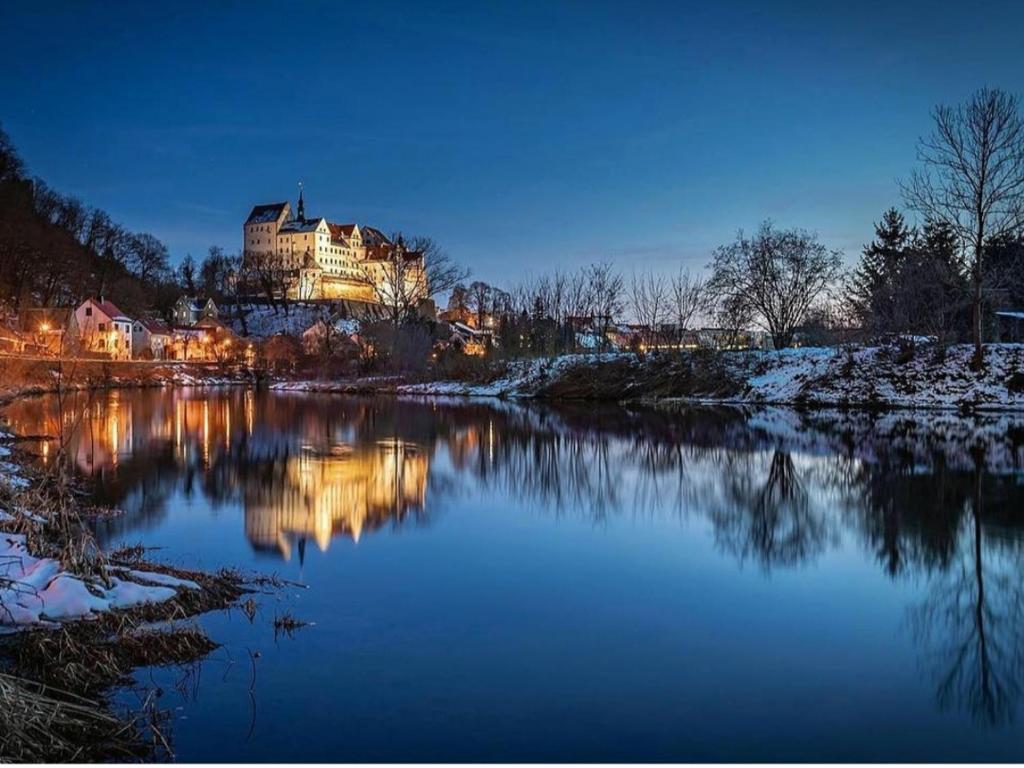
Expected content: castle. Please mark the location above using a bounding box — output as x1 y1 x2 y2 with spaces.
243 186 426 303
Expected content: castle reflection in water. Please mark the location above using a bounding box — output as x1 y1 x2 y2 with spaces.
3 389 429 560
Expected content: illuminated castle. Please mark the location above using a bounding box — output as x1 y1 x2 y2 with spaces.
242 186 426 303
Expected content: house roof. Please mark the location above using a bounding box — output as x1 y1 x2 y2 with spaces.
194 317 229 331
88 299 131 321
247 202 289 224
134 318 172 335
177 296 217 312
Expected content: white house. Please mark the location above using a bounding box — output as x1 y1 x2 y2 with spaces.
73 299 133 360
132 318 173 359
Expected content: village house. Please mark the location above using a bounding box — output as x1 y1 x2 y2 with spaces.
242 187 427 303
132 318 174 359
172 296 219 327
72 298 133 360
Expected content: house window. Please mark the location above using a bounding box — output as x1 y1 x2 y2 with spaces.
98 322 106 331
85 307 92 317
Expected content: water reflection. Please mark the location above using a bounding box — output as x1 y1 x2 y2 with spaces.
4 389 1024 729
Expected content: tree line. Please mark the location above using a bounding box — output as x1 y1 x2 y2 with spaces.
447 88 1024 365
3 86 1023 369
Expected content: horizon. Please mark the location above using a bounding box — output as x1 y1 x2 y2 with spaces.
2 1 1023 287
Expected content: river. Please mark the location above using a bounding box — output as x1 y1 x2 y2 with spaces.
4 387 1024 761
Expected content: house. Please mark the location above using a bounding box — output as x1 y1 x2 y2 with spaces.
166 327 210 361
301 316 359 356
172 296 219 327
20 307 72 354
448 321 491 356
73 299 133 360
132 318 173 359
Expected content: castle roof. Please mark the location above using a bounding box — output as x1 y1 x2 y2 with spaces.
279 217 325 233
246 202 289 224
361 226 392 246
330 223 358 237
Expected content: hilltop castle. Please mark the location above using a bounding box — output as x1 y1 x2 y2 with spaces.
243 187 425 303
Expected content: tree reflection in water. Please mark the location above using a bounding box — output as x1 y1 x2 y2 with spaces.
4 390 1024 724
907 459 1024 726
706 450 839 570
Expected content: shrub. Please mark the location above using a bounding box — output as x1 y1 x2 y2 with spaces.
1007 371 1024 394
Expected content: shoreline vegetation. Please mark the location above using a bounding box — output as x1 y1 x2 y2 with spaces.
0 381 257 760
275 342 1024 412
2 340 1022 412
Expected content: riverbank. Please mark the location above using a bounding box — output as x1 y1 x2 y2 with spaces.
275 343 1024 411
0 409 251 759
0 356 253 407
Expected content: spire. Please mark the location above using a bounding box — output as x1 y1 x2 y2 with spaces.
297 181 305 223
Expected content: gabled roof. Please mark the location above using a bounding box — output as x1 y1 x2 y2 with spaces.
361 226 391 246
330 223 358 237
134 318 172 335
177 296 217 312
85 298 131 321
247 202 289 224
327 223 353 245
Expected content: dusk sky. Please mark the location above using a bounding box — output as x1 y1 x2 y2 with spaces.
2 1 1022 286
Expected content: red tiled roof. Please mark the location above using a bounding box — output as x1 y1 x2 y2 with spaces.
90 299 130 320
330 223 357 236
135 318 171 334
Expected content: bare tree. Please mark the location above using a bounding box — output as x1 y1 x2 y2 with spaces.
629 271 669 351
366 234 468 326
587 262 625 352
668 268 709 350
467 280 492 328
902 88 1024 368
240 249 291 313
707 222 842 350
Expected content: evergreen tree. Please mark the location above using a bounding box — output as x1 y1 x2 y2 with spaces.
848 207 914 334
891 220 967 343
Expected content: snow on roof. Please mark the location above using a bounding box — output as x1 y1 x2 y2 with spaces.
279 218 325 233
247 202 288 224
995 310 1024 320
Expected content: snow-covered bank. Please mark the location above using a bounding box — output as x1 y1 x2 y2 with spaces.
270 355 626 398
275 344 1024 410
737 344 1024 409
0 533 196 629
0 426 219 630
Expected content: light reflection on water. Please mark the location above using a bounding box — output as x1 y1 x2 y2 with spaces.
4 388 1024 761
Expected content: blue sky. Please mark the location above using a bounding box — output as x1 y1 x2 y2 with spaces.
1 1 1022 285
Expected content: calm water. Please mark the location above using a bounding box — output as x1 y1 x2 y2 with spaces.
5 388 1024 761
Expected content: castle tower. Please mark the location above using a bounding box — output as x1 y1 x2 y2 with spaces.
297 181 306 223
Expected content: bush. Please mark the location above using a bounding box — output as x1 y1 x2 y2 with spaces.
1007 371 1024 394
431 348 504 383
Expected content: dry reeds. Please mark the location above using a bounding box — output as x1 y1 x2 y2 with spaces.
0 672 154 761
